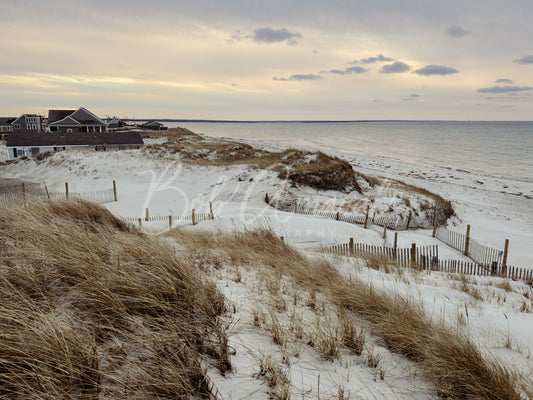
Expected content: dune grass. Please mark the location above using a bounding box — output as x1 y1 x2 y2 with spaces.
1 199 519 398
0 200 229 399
168 228 523 399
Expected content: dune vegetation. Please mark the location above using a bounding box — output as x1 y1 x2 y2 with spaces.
1 199 527 399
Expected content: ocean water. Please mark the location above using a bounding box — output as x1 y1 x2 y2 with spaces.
169 121 533 183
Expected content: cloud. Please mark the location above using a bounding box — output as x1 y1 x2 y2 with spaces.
345 66 368 74
445 26 472 37
402 93 420 101
380 61 410 74
413 64 458 76
253 27 302 44
495 78 514 84
273 74 323 81
327 66 367 75
477 85 533 94
360 54 393 64
513 55 533 64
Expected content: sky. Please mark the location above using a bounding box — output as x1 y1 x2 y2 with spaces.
1 0 533 120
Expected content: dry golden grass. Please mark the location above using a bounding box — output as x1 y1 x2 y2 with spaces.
0 200 229 399
167 228 523 399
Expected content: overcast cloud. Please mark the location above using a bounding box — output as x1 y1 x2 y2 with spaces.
413 65 459 76
252 27 302 44
478 85 533 94
273 74 323 81
380 62 411 74
1 0 533 120
360 54 394 64
514 55 533 64
445 26 472 37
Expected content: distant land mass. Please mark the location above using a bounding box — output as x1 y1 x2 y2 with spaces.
125 119 532 123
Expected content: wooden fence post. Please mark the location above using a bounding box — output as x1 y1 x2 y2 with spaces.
65 182 69 201
280 236 284 242
394 232 398 258
406 212 412 230
44 183 51 202
411 243 416 266
464 225 471 256
502 239 509 275
349 237 354 255
209 201 214 219
192 209 196 225
113 180 117 202
21 183 26 207
169 215 173 229
491 261 497 276
145 208 149 222
432 211 439 238
138 218 142 230
382 224 387 239
364 206 370 229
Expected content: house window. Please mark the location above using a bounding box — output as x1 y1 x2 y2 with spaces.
14 124 20 129
27 124 31 130
17 149 25 156
32 124 37 129
67 128 73 133
31 147 39 155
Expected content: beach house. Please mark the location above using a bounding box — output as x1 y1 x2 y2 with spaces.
6 131 144 160
47 107 108 133
11 114 45 133
0 118 14 140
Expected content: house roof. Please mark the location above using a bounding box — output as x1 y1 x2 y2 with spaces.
6 132 144 147
48 109 75 124
48 107 106 126
0 118 15 126
12 114 43 124
50 116 81 126
143 121 164 126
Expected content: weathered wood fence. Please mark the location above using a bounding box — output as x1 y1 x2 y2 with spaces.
435 226 507 269
268 199 401 229
327 240 532 281
0 181 117 207
122 205 215 229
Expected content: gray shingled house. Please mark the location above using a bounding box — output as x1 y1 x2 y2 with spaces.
47 107 108 133
11 114 45 133
0 118 14 140
6 131 144 160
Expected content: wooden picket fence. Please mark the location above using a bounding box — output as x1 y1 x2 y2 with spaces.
435 226 505 267
268 199 402 229
0 187 116 207
327 241 533 282
122 208 214 228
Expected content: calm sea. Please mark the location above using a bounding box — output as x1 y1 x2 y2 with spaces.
167 121 533 183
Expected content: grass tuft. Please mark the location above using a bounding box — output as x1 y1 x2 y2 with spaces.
0 200 229 398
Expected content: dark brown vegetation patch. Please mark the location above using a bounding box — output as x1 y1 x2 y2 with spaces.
144 128 361 193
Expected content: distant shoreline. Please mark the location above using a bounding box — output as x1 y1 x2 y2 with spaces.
125 119 533 124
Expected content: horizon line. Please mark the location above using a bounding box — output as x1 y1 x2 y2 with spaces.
122 118 533 123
